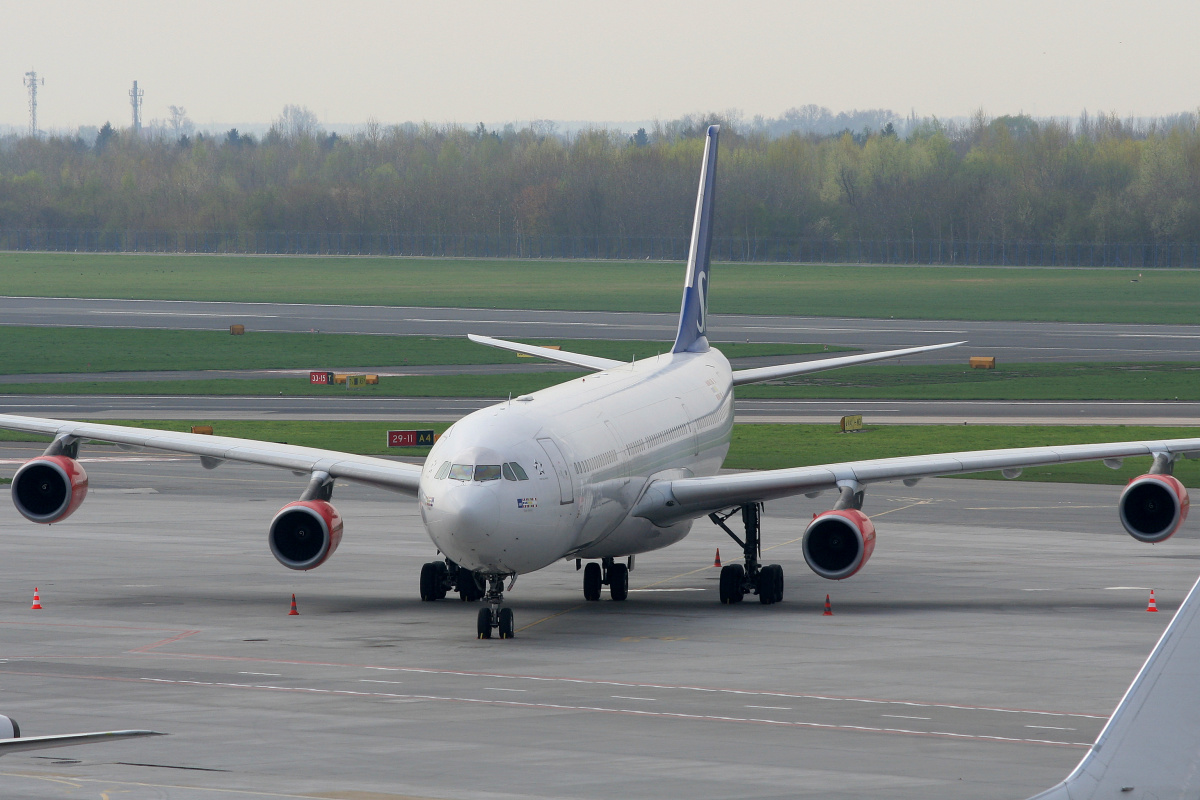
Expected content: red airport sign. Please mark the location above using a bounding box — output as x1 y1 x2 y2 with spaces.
309 371 334 384
388 430 436 447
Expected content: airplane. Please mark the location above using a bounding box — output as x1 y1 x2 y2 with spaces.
0 714 162 757
1 125 1197 639
1025 569 1200 799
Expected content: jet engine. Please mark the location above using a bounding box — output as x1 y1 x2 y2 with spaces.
268 500 343 570
802 509 876 580
10 456 89 524
1119 474 1190 544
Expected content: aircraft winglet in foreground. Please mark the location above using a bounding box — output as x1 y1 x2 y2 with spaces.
0 714 162 757
1 125 1197 639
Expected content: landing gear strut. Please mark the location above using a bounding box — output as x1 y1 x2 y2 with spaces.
710 503 784 605
580 557 630 601
419 557 484 602
476 575 515 639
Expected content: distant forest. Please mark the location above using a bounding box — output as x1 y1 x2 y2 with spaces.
2 107 1199 248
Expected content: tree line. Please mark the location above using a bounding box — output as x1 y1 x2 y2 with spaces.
1 109 1199 249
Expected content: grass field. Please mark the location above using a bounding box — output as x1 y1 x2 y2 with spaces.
3 361 1195 401
0 421 1194 486
0 252 1194 323
0 327 833 375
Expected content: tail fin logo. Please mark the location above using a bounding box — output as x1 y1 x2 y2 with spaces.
696 271 707 334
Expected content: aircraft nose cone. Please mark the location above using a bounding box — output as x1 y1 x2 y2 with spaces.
430 484 507 571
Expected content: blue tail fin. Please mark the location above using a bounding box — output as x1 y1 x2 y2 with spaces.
671 125 719 354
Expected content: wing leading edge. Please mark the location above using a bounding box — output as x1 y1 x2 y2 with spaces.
0 415 423 495
634 438 1200 526
731 341 965 385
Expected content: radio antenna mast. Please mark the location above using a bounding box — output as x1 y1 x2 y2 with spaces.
129 80 144 134
23 71 43 138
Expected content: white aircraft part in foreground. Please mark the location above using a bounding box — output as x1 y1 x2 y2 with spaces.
1 125 1197 642
0 714 162 756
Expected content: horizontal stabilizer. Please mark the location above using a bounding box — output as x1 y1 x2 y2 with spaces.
730 341 965 386
467 334 623 371
0 729 164 756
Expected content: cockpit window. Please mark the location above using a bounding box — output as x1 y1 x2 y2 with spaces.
474 465 502 482
448 464 473 481
434 461 452 479
509 462 530 481
502 463 517 481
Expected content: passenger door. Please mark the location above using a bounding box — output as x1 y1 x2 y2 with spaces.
537 437 574 505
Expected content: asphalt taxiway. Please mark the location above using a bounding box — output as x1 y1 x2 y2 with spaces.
1 443 1196 799
3 394 1198 425
6 295 1200 363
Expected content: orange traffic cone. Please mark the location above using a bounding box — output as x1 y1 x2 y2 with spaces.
30 587 42 610
822 594 832 616
288 594 299 616
713 549 722 568
1147 590 1159 612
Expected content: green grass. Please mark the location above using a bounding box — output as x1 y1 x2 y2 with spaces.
0 421 1195 486
3 361 1195 401
1 252 1195 323
0 327 835 375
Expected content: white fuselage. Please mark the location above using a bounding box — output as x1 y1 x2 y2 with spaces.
418 348 735 574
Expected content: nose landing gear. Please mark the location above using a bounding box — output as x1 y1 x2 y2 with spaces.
710 503 784 605
476 575 515 639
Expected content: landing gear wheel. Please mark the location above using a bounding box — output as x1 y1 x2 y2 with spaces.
498 608 515 639
458 567 483 602
583 562 602 601
433 561 449 599
719 564 745 604
476 607 493 639
767 564 784 603
757 565 784 605
419 562 438 601
609 563 629 601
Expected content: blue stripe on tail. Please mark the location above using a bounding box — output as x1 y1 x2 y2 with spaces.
671 125 720 354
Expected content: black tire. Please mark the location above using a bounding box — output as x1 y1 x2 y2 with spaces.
719 564 745 605
583 562 602 601
476 607 492 639
609 563 629 601
433 561 449 600
498 607 515 639
419 562 437 601
457 567 482 602
769 564 784 603
757 568 776 605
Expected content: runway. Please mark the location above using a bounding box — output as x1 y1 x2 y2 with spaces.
0 443 1194 799
6 295 1200 363
3 394 1198 425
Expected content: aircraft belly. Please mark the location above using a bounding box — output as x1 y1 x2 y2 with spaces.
573 516 694 559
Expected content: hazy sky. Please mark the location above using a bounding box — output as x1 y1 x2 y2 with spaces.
4 0 1198 131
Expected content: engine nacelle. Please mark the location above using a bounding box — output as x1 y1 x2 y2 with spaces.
803 509 877 581
1119 474 1190 544
0 714 18 739
268 500 343 570
11 455 89 524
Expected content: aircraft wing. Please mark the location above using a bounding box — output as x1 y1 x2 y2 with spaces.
0 729 164 756
633 438 1200 526
730 341 965 386
0 415 423 495
467 334 623 371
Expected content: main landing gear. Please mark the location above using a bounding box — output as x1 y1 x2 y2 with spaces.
710 503 784 605
476 575 515 639
419 557 485 602
579 556 630 602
